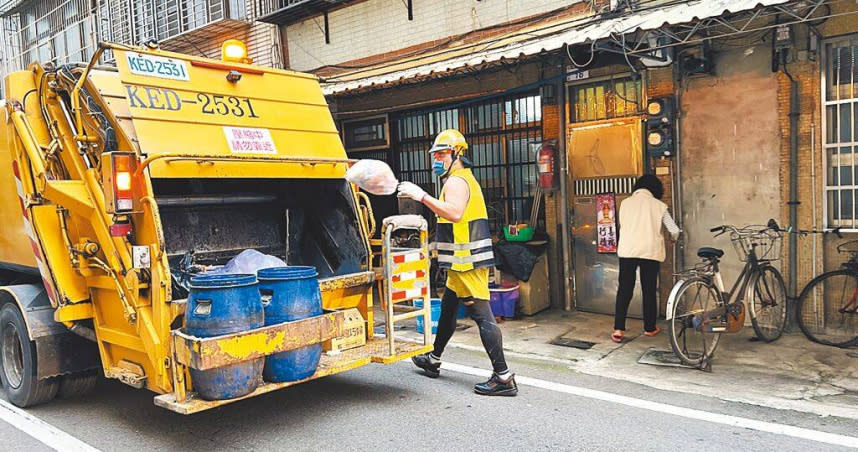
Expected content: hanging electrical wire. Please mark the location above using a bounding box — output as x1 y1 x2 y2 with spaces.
621 32 638 73
566 40 597 68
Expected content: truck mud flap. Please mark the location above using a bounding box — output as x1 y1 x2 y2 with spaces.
1 284 99 378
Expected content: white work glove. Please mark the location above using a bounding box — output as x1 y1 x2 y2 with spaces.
397 181 427 202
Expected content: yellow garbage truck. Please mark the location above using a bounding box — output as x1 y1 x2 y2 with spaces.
0 41 430 414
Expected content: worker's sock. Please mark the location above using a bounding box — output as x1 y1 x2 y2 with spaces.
496 370 512 382
428 353 441 364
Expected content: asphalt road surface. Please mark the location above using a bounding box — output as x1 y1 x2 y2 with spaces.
2 346 857 451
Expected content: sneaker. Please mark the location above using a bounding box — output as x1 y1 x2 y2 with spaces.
474 373 518 396
412 353 441 378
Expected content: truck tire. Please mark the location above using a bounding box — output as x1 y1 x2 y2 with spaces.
57 370 99 399
0 303 58 407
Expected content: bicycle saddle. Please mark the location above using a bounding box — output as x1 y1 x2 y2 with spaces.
697 247 724 260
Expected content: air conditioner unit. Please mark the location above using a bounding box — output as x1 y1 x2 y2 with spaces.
639 35 673 68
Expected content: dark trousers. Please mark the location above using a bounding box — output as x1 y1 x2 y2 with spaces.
432 288 509 374
614 257 660 332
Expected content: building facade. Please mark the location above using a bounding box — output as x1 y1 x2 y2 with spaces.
264 0 858 327
0 0 283 96
2 0 857 329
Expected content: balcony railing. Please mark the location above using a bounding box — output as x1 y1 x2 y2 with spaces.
108 0 252 47
252 0 353 25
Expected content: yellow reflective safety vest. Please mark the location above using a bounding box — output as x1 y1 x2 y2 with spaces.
436 168 495 272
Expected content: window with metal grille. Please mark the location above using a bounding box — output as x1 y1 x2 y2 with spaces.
393 92 542 234
824 36 858 229
342 115 389 151
2 0 95 72
568 76 642 122
396 108 459 199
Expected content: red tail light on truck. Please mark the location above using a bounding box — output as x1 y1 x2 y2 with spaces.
103 152 137 214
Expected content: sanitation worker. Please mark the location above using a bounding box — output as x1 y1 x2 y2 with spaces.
397 129 517 396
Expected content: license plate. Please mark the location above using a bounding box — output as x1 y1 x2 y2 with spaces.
126 53 189 81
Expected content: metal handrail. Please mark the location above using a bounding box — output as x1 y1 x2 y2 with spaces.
133 153 355 178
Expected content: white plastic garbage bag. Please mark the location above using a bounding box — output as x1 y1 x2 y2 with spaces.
210 249 287 275
345 159 398 195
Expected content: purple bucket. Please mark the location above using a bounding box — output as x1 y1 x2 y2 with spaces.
489 283 519 318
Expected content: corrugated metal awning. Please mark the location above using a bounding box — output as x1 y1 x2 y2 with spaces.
321 0 789 95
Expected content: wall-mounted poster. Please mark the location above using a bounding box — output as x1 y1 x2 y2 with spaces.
596 193 617 254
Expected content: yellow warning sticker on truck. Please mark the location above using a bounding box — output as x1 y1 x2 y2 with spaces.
223 127 277 154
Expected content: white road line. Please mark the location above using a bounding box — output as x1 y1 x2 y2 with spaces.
441 361 858 449
0 399 100 452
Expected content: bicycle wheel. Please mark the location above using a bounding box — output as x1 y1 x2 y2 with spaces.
668 278 723 366
797 269 858 347
749 265 787 342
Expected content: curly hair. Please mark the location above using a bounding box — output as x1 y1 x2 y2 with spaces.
633 174 664 200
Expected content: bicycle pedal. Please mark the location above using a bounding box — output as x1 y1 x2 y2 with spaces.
700 320 728 332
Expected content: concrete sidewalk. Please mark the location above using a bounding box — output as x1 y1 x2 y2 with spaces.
388 309 858 420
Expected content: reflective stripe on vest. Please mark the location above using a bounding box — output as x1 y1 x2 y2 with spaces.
437 251 495 266
436 168 494 272
435 238 493 251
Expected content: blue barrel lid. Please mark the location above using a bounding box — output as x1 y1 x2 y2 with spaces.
189 273 257 289
257 266 318 281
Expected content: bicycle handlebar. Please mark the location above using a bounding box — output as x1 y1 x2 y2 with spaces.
836 239 858 254
772 225 842 239
709 219 843 239
709 224 741 238
709 220 780 238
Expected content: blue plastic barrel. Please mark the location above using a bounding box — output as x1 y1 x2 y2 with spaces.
415 298 442 334
185 274 264 400
257 266 323 383
457 302 467 319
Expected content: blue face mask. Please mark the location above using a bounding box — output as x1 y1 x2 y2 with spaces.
432 160 446 176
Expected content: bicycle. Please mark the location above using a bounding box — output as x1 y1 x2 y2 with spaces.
666 220 788 370
796 239 858 348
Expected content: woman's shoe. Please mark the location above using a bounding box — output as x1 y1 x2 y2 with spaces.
644 326 662 337
611 330 624 343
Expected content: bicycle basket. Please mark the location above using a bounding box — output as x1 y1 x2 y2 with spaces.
730 227 782 262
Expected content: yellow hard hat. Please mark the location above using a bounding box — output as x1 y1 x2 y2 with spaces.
428 129 468 154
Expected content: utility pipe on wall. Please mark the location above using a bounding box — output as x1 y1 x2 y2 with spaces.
559 78 574 311
672 55 685 273
810 122 819 326
785 71 800 305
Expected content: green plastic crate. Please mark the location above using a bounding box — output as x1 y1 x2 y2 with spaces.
503 225 534 242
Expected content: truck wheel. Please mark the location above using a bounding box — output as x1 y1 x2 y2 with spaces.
0 303 58 407
57 370 99 399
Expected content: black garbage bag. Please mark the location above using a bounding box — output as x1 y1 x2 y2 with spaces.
493 240 546 282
